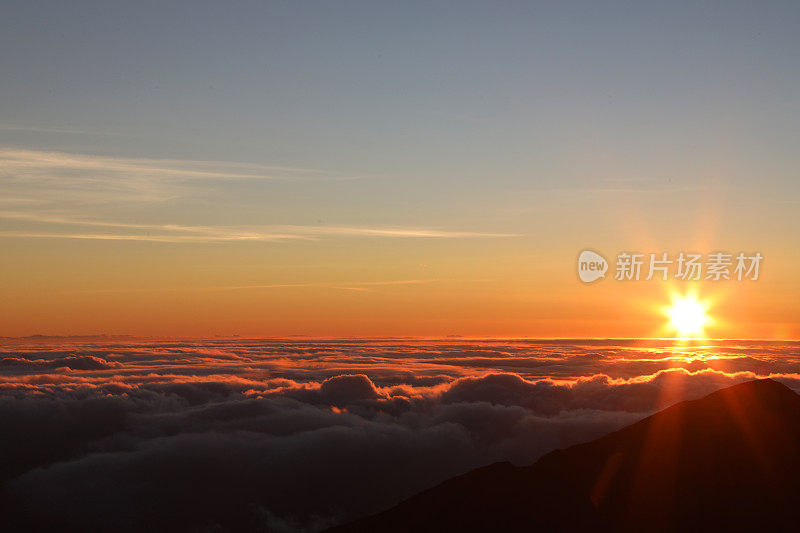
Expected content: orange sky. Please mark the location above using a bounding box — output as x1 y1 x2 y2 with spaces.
1 230 797 338
2 154 798 339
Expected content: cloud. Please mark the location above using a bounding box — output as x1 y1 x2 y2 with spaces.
66 279 456 294
0 147 358 220
0 339 798 531
0 123 92 135
0 355 121 371
0 229 312 243
0 148 327 182
0 148 520 244
0 210 517 244
0 226 516 243
318 374 384 404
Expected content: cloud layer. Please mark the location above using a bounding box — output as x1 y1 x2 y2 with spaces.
0 338 797 531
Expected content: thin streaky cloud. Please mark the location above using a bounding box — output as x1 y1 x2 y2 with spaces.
273 225 520 238
0 148 378 207
343 279 444 286
0 211 246 234
0 123 90 135
0 148 341 181
0 231 313 243
0 228 516 243
0 197 40 204
0 212 519 242
66 279 449 294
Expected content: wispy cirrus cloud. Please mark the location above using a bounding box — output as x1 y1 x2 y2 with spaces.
0 149 519 243
0 123 92 135
66 279 450 293
0 148 366 205
0 211 518 243
0 148 332 181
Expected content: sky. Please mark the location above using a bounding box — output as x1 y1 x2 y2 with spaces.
1 1 799 337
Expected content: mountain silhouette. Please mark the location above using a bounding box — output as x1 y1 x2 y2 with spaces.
330 379 800 532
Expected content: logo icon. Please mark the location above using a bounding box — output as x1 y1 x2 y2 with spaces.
578 250 608 283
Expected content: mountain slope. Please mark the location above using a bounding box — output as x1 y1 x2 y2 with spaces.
330 379 800 532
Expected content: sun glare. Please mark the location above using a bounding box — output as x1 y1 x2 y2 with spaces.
664 291 712 338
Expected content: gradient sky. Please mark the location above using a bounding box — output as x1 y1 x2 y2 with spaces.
1 1 799 337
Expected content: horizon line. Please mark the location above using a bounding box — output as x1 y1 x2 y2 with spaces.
2 334 798 342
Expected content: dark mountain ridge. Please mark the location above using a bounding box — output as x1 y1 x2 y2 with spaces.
331 379 800 532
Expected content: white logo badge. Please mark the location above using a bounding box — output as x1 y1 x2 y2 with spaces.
578 250 608 283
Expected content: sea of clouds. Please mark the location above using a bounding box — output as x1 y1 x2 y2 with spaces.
0 338 798 531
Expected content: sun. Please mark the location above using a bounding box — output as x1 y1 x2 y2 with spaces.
663 291 712 338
